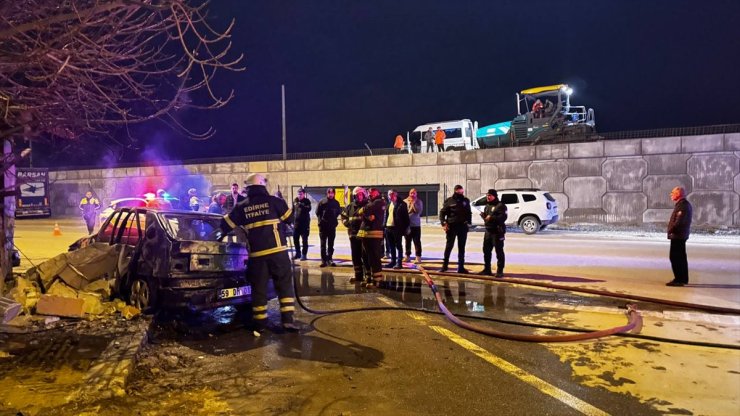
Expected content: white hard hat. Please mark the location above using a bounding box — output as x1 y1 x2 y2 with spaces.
352 186 366 196
245 173 267 187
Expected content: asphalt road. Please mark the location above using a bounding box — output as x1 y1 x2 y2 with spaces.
12 217 740 415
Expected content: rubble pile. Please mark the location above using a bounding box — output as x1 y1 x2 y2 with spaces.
2 244 140 329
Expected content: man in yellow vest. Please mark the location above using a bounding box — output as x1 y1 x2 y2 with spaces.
79 191 100 234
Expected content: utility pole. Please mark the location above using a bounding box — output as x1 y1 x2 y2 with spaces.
281 84 287 161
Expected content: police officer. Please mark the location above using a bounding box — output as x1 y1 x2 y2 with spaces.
341 186 370 283
357 187 386 288
316 188 342 267
479 189 507 277
439 184 472 273
219 173 298 332
292 188 311 261
79 191 100 234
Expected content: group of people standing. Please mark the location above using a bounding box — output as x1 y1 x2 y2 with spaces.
291 184 508 288
394 126 448 154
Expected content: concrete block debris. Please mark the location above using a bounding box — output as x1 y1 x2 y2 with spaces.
0 296 22 324
36 295 85 318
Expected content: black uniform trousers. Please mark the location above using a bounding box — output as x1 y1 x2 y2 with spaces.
669 238 689 284
293 226 309 257
83 215 96 234
482 231 505 273
385 227 403 265
361 237 384 279
319 226 337 262
349 236 369 280
247 251 295 326
443 223 468 269
404 226 422 257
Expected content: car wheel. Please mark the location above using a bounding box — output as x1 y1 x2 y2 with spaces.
520 216 540 235
128 276 158 313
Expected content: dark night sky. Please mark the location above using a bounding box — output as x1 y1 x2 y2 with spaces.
119 0 740 162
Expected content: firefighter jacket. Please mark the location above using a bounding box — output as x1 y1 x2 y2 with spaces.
220 185 294 258
439 193 472 226
293 197 311 231
668 198 692 240
341 198 367 238
316 197 342 230
482 200 507 235
79 197 100 219
357 195 386 239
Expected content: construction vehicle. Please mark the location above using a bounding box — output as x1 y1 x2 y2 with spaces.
477 84 596 147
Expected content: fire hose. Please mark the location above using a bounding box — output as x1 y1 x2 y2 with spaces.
288 239 644 342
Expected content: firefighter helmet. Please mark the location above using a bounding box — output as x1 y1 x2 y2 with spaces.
352 186 366 196
245 173 267 187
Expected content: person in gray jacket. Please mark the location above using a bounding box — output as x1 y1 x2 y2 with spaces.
403 188 424 264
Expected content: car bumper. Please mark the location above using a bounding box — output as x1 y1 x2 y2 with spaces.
159 275 251 311
542 215 559 226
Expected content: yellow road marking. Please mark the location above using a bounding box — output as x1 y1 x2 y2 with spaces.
430 325 610 416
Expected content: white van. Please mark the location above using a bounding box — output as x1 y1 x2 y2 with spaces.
410 119 479 152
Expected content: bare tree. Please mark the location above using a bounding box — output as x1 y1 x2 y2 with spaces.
0 0 243 289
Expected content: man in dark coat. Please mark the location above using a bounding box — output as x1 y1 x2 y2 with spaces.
666 186 693 286
439 184 472 273
225 182 245 212
292 188 311 260
341 186 370 283
384 190 410 269
316 188 342 267
479 189 507 277
219 173 298 332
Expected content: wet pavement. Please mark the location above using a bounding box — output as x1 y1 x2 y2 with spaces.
3 266 733 415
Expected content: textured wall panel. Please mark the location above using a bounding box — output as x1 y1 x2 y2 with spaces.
687 154 739 190
603 158 647 191
564 177 606 208
643 175 692 209
603 192 647 223
529 161 568 192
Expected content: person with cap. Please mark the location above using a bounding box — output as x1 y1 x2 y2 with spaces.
293 188 312 260
79 191 100 234
341 186 370 283
439 184 472 273
357 187 387 287
316 187 342 267
219 173 299 332
225 182 245 212
187 188 200 211
385 189 410 269
666 186 693 286
479 189 507 277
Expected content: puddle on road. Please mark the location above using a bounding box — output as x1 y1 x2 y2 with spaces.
0 332 111 415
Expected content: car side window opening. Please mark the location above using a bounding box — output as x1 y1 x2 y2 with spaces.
522 194 536 202
501 194 519 205
97 212 122 244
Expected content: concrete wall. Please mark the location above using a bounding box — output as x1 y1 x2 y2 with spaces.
50 133 740 228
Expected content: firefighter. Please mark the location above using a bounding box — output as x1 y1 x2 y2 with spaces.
341 186 370 284
219 173 299 332
479 189 507 277
79 191 100 234
357 187 386 288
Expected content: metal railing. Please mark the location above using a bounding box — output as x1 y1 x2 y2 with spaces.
598 123 740 140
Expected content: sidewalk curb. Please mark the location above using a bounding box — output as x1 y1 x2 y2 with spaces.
67 318 151 402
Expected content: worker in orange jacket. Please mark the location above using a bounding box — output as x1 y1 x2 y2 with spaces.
393 134 404 153
434 126 446 152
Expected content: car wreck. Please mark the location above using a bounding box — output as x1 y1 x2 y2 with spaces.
20 208 251 317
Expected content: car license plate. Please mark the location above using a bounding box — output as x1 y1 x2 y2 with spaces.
218 285 251 300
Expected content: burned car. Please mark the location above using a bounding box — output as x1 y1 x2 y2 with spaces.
70 207 250 312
